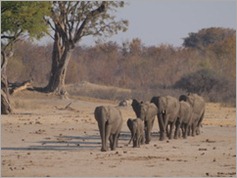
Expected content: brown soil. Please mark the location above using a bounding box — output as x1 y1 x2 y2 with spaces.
1 90 236 177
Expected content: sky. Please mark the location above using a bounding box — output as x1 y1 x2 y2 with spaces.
38 0 236 47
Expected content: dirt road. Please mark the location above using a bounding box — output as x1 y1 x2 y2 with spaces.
1 91 236 177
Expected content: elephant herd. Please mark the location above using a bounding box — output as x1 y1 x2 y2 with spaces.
94 93 205 152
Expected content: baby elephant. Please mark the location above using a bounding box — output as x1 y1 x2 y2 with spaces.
127 118 144 148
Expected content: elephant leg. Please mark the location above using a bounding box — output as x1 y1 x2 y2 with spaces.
116 133 120 148
191 122 196 137
145 120 153 144
196 112 204 135
169 122 175 140
105 125 112 150
135 133 139 148
111 133 118 150
196 126 201 135
162 114 169 140
138 134 142 148
183 124 188 139
166 125 169 137
144 121 149 144
187 125 191 136
133 133 137 147
141 132 145 145
174 120 180 139
138 135 141 147
109 134 113 150
158 113 166 141
160 123 169 140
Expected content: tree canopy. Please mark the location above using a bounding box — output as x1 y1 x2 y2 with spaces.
182 27 235 49
1 1 51 49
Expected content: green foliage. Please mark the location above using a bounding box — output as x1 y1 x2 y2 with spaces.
183 27 235 49
1 1 51 41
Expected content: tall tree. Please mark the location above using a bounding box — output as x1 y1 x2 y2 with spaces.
1 1 50 114
44 1 128 95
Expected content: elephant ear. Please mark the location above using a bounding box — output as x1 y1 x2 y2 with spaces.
132 99 141 117
127 118 133 131
150 96 159 107
179 95 188 102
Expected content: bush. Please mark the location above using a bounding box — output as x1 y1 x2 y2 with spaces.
173 69 236 106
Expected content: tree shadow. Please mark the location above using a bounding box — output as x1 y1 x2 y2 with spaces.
2 134 101 151
1 131 133 151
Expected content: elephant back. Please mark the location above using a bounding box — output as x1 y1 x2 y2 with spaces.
165 96 180 115
140 102 157 121
94 106 122 123
179 101 192 123
94 106 107 122
106 106 123 122
187 94 205 116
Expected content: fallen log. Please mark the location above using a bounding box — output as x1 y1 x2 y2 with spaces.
9 80 33 95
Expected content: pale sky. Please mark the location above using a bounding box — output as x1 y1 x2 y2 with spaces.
39 0 236 47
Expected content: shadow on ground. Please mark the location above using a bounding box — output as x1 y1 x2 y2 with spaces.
1 131 138 151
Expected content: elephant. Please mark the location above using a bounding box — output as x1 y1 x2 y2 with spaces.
151 96 180 141
179 93 205 136
132 99 158 144
174 101 192 139
94 106 123 152
127 118 144 148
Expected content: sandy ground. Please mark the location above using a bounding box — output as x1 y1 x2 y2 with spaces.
1 90 236 177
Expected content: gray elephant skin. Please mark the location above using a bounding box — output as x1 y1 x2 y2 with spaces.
151 96 180 141
127 118 144 148
132 99 158 144
179 93 205 136
94 106 123 152
175 101 192 139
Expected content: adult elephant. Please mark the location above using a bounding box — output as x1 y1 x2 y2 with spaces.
94 106 123 152
174 101 192 139
151 96 180 141
127 118 144 148
179 93 205 136
131 99 158 144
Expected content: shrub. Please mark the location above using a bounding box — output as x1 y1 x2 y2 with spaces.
173 69 236 106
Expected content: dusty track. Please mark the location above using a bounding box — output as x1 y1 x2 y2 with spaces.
1 90 236 177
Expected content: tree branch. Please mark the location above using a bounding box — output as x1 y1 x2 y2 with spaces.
73 1 107 43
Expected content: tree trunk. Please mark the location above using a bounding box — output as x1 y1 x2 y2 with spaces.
1 51 12 114
45 31 72 96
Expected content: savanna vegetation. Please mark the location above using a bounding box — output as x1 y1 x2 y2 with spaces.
7 27 236 106
1 1 128 114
